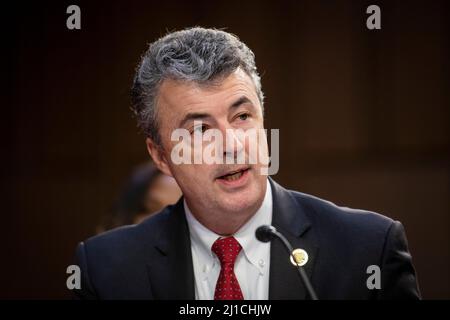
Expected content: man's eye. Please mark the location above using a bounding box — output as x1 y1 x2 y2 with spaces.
192 125 207 134
238 113 249 121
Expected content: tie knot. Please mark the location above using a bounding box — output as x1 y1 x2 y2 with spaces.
211 236 242 265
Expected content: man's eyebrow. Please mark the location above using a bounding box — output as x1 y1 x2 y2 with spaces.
178 112 211 128
230 96 254 110
178 96 254 128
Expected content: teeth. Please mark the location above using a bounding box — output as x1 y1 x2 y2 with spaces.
223 171 243 181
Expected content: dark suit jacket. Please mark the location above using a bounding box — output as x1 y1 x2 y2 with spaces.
74 178 420 299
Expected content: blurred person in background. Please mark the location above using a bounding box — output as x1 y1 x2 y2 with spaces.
97 162 182 233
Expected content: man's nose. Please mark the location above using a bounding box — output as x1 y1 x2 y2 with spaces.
223 127 245 161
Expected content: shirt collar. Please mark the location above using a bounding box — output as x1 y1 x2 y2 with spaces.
233 182 272 274
184 180 273 276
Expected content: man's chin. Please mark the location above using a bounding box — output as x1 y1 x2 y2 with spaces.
215 189 262 214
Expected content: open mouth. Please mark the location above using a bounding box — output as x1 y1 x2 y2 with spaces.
217 168 250 182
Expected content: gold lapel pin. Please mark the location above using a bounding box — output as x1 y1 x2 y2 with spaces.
290 248 309 267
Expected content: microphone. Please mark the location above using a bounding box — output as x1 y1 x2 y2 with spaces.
256 225 319 300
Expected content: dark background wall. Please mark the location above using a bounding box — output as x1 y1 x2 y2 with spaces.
3 0 449 299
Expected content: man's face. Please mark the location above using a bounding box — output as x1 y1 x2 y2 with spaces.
148 68 268 220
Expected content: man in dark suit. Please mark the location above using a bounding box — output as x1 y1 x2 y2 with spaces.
74 27 420 300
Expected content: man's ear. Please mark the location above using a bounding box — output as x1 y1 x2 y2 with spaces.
146 138 173 177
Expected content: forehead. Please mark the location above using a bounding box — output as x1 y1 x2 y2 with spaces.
156 68 259 118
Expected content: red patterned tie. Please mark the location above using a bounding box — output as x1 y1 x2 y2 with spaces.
211 237 244 300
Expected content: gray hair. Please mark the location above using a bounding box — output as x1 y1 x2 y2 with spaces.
130 27 264 145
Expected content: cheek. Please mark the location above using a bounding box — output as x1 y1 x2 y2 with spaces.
243 131 268 164
169 163 212 185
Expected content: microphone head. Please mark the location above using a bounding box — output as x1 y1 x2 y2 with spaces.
255 225 278 243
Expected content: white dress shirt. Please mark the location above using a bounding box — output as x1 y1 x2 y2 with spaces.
184 181 273 300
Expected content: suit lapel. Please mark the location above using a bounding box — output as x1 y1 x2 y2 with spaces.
146 198 195 299
268 178 319 300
